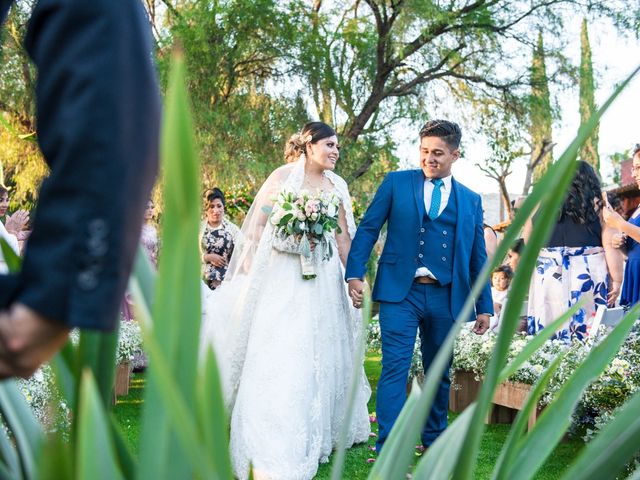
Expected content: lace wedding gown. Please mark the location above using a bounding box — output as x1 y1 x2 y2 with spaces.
200 157 371 480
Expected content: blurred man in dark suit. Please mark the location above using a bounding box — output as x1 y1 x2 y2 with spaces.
0 0 160 378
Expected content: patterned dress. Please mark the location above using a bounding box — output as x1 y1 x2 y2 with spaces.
140 223 159 268
527 217 608 342
201 219 241 290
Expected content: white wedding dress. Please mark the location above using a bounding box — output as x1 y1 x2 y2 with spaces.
200 157 371 480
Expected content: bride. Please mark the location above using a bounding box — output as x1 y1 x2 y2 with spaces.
201 122 371 479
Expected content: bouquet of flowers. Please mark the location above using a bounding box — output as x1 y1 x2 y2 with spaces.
264 189 342 279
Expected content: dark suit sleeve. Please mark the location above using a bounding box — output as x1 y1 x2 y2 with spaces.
345 173 394 281
5 0 160 330
469 196 494 316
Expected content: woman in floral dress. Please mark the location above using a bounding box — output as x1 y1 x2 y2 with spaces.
200 188 241 290
526 161 623 341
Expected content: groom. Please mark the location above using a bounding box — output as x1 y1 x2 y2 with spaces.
345 119 493 452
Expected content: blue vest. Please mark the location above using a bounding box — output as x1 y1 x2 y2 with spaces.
418 187 457 285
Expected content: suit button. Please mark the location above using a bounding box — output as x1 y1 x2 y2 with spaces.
78 271 98 290
420 241 424 245
442 243 447 248
420 228 425 233
441 256 446 261
443 230 447 235
418 254 424 258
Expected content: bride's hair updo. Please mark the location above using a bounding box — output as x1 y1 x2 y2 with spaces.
284 121 336 163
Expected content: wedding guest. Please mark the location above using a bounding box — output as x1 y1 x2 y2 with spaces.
506 238 524 272
490 265 513 331
528 161 623 341
121 199 160 322
201 188 242 290
603 144 640 306
140 200 160 268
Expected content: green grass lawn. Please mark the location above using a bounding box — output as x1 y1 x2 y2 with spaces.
114 355 583 478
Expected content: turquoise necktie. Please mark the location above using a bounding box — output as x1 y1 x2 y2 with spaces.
428 178 444 220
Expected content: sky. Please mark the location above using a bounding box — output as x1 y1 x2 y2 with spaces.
395 16 640 195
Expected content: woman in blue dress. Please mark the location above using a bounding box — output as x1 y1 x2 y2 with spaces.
604 144 640 306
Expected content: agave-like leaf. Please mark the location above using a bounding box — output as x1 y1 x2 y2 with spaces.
331 289 372 480
412 404 476 478
368 380 423 479
137 48 204 479
0 420 20 479
0 381 43 480
197 347 233 478
504 303 640 480
492 352 566 479
75 369 123 480
0 238 21 273
452 64 640 480
559 389 640 480
497 300 583 383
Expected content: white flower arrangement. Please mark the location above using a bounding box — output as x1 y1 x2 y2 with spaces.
16 364 70 434
451 321 640 431
18 320 143 432
116 320 143 365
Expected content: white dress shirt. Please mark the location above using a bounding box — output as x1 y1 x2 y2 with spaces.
415 175 452 279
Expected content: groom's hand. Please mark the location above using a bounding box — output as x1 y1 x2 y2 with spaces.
472 314 490 335
348 279 365 308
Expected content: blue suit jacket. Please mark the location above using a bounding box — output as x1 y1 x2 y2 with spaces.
345 170 493 321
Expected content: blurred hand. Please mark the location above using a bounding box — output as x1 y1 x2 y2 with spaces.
205 253 227 268
608 281 622 307
611 232 627 249
0 304 70 379
472 314 490 335
5 209 29 235
348 279 365 308
602 204 624 230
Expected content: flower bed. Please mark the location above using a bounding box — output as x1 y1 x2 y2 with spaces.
18 319 144 428
367 318 640 436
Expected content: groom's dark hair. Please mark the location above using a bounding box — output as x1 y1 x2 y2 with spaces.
419 119 462 150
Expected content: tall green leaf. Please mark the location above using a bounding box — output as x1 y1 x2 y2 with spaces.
75 370 123 480
368 380 423 478
492 352 566 479
412 404 477 478
0 381 43 480
504 304 640 480
560 389 640 480
452 64 640 480
137 48 205 479
331 290 372 480
0 238 21 273
197 347 233 479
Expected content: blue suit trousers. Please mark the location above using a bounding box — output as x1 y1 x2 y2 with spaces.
376 282 454 452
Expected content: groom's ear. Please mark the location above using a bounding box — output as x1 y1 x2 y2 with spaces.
452 148 460 160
